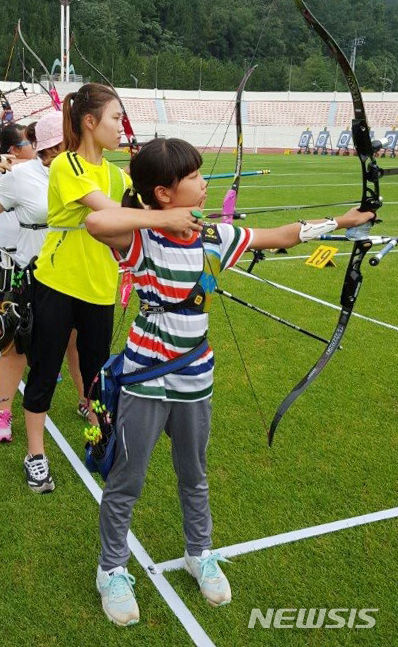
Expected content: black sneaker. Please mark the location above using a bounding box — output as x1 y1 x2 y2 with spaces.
24 454 55 493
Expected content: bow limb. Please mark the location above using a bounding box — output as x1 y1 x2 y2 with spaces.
17 20 62 111
221 65 257 223
17 51 56 108
268 0 383 446
73 38 139 155
197 65 272 434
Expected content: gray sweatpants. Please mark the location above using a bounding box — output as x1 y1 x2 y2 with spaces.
99 390 213 570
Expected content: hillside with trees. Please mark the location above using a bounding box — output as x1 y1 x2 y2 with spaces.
1 0 398 91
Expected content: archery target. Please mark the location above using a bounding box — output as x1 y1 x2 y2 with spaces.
384 131 398 150
299 132 312 147
315 131 329 147
337 131 351 148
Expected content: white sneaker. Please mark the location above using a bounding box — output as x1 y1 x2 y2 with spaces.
96 565 139 626
24 454 55 493
184 550 232 606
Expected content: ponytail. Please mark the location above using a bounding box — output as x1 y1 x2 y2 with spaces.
122 188 143 209
25 121 38 147
63 92 80 151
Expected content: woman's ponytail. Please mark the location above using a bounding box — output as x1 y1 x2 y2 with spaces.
63 92 80 151
25 121 38 147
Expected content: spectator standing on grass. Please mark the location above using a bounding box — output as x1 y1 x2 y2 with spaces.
0 113 90 447
0 124 35 254
22 84 201 494
85 136 373 626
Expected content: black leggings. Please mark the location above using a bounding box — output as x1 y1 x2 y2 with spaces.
23 280 114 413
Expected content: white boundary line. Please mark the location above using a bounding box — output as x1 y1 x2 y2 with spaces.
155 506 398 573
21 381 398 593
18 382 216 647
239 249 398 262
229 266 398 332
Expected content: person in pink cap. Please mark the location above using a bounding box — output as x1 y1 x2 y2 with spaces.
0 111 88 461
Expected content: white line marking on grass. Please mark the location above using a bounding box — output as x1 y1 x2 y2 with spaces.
239 250 398 262
229 267 398 332
18 382 215 647
155 507 398 572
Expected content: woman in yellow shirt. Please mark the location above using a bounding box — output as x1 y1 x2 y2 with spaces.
23 83 201 492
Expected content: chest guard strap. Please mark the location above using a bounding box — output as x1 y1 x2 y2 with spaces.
140 224 221 316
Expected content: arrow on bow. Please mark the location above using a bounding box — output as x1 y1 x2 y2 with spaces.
206 200 361 220
267 0 397 446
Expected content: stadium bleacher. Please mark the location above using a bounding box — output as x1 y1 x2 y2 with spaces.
3 85 397 150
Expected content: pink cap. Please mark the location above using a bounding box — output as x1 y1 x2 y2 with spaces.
35 111 63 152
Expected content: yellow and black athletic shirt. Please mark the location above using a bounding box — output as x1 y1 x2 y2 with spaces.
34 151 131 305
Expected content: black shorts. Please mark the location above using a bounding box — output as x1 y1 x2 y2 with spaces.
23 280 114 413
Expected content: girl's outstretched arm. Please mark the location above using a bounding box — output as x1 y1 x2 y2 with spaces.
250 207 374 250
86 206 203 249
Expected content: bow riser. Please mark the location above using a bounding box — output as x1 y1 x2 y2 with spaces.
340 240 372 309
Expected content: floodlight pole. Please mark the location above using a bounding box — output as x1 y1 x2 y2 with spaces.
199 58 203 92
288 58 293 96
349 36 365 72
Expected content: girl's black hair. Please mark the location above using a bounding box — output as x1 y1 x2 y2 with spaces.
0 123 25 154
122 138 202 209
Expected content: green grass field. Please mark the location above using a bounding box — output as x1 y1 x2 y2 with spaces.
2 151 398 646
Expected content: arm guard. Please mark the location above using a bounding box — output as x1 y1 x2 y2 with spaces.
299 218 338 242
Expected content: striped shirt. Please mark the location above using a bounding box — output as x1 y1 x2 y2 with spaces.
113 224 253 401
